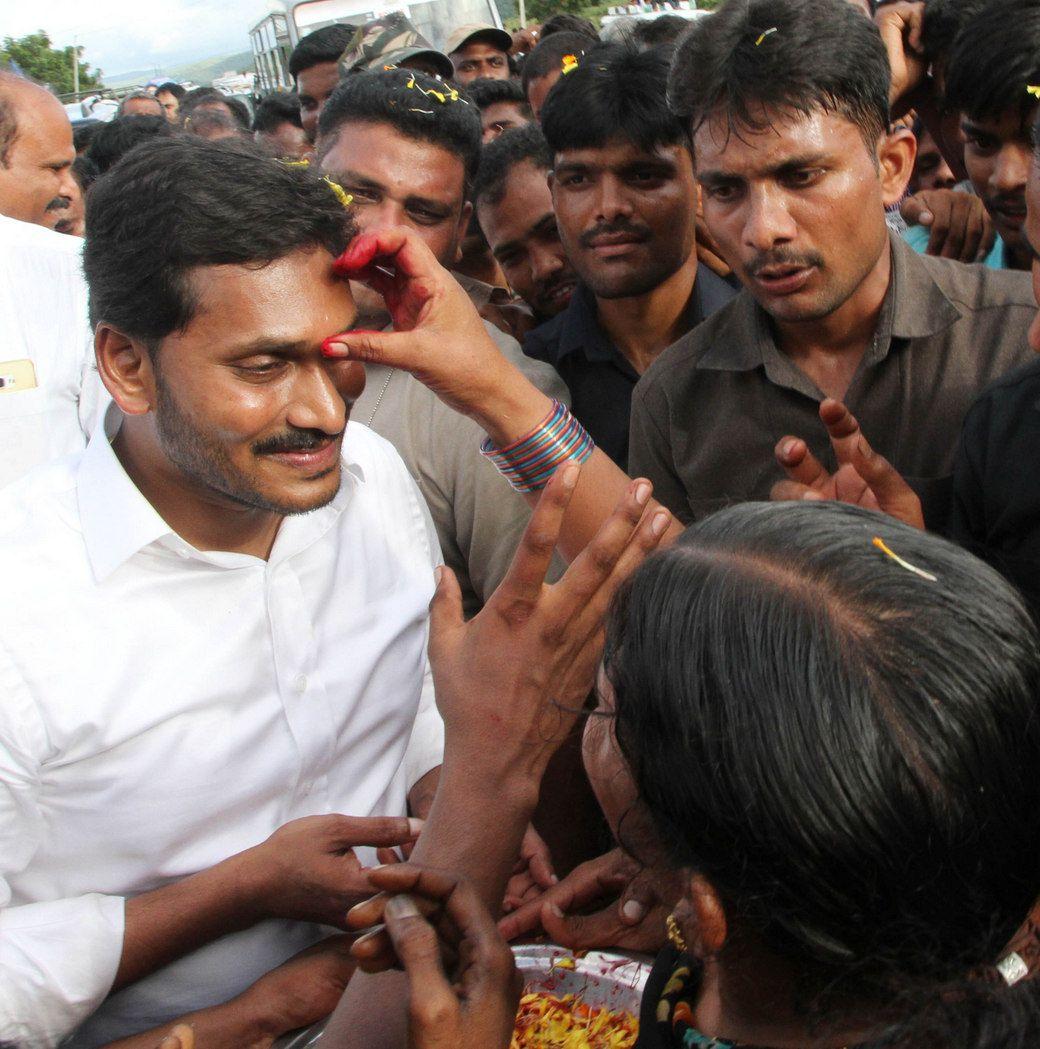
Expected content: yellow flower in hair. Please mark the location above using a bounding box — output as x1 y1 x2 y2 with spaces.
1028 85 1040 99
323 177 354 209
561 53 579 74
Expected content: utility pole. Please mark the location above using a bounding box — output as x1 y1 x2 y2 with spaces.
518 0 527 26
72 37 79 96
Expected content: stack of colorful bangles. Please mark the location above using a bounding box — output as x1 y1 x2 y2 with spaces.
480 400 594 493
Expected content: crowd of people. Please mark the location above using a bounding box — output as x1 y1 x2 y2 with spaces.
2 0 1040 1045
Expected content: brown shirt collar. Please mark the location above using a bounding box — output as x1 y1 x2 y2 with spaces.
695 232 964 382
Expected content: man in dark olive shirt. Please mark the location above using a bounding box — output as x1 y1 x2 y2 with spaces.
522 44 738 469
629 0 1033 528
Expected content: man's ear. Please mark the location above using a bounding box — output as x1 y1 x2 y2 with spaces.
877 126 917 208
95 324 158 416
453 200 475 265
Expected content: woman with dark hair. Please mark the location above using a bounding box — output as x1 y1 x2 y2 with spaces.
329 499 1040 1049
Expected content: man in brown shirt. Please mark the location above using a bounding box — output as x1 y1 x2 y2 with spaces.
629 0 1035 529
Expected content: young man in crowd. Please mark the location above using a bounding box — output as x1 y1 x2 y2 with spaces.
288 23 354 142
474 123 579 325
117 92 165 119
154 81 184 123
0 71 77 234
465 77 534 143
0 139 444 1046
445 24 513 85
524 45 738 468
937 0 1039 270
252 93 312 160
316 69 567 615
626 0 1035 527
520 30 593 118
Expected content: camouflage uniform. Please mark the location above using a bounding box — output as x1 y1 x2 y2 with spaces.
339 13 455 79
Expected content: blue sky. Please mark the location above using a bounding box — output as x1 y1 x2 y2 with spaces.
8 0 276 76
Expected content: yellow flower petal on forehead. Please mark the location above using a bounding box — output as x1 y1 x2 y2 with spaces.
323 176 354 209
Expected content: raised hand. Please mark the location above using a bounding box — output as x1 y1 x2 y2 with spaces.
771 400 925 529
901 189 996 262
351 865 521 1049
498 848 675 954
503 825 558 913
875 0 927 111
243 813 422 927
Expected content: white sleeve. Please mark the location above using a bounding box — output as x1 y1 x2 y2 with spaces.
0 645 125 1048
401 659 444 791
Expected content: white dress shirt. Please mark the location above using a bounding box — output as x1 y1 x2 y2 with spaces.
0 215 104 488
0 407 444 1048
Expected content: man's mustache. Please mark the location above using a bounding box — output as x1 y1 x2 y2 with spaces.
745 247 825 278
578 220 653 249
253 428 342 455
45 196 71 213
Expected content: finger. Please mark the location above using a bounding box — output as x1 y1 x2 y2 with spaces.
774 435 831 489
817 399 863 466
333 227 440 284
159 1027 194 1049
376 847 403 866
907 3 925 51
771 479 821 501
528 849 558 891
952 200 983 261
428 563 464 664
488 461 582 616
927 200 961 258
899 195 930 226
325 814 423 850
382 895 460 1030
847 437 925 528
541 899 620 952
322 327 423 370
546 477 658 624
976 217 997 262
618 875 658 927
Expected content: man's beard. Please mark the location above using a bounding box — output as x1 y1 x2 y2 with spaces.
153 367 341 517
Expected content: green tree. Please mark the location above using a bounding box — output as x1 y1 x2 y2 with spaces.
0 31 103 94
525 0 588 20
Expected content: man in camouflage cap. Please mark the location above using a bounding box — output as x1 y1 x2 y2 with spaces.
339 13 455 79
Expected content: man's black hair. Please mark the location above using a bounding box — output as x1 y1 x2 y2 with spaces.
155 81 186 100
540 13 599 40
944 0 1040 124
919 0 986 69
520 31 594 95
180 87 250 129
318 68 482 194
84 137 355 348
465 76 531 116
632 14 690 48
72 153 99 192
541 43 690 156
473 122 552 209
72 120 101 154
668 0 890 150
253 92 303 133
86 115 174 174
288 23 355 79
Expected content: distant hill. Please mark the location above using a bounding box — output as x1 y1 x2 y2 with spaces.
104 49 254 90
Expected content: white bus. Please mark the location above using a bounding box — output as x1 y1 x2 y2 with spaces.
250 0 504 93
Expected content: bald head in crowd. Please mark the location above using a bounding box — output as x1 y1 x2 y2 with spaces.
0 72 77 233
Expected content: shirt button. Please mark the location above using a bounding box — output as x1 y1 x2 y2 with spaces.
292 674 308 694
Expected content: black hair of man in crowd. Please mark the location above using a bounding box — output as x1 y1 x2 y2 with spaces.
473 121 553 210
73 121 101 155
465 77 534 142
83 137 353 350
155 81 185 101
288 23 354 80
541 42 691 157
539 13 599 40
253 93 304 133
667 0 890 151
465 77 529 113
317 68 482 195
919 0 986 76
180 88 250 130
85 115 174 174
521 31 596 117
72 153 99 194
631 14 691 49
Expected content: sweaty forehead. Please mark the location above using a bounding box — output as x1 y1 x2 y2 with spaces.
322 121 465 204
692 108 863 173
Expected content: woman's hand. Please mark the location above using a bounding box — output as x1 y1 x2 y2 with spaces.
351 865 521 1049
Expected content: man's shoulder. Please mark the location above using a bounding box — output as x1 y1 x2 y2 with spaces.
911 249 1035 313
636 290 756 398
966 357 1040 422
0 214 84 258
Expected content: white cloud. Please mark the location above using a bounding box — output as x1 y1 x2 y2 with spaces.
5 0 273 74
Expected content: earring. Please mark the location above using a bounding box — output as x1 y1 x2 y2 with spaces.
666 912 688 953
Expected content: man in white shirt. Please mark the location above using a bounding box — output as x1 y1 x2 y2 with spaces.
0 214 104 488
0 72 78 234
0 137 445 1047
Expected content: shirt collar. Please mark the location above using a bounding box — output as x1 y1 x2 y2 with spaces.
78 404 366 582
697 231 964 374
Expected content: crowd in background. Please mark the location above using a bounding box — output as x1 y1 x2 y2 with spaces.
3 0 1040 1046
